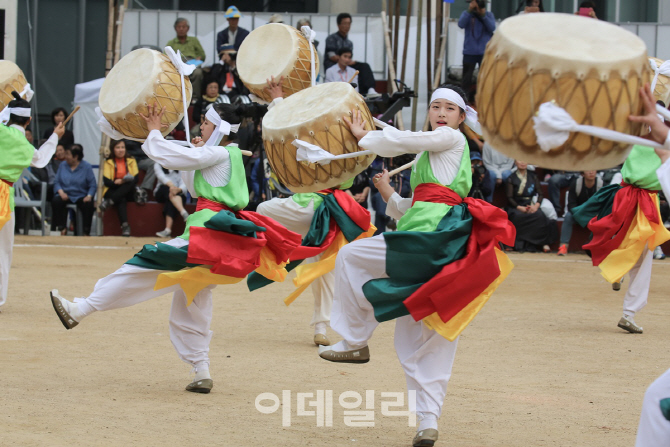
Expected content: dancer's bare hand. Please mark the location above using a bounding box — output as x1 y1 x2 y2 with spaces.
265 76 284 100
139 102 168 132
343 109 369 141
191 136 204 147
629 84 669 145
53 122 65 139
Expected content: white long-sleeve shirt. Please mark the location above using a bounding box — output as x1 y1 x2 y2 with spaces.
153 163 188 195
358 126 466 220
654 133 670 198
142 130 234 198
10 124 58 168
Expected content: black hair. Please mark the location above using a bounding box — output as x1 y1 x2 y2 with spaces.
525 0 544 11
7 91 31 126
476 0 486 8
66 143 84 161
50 107 68 125
579 1 596 8
214 103 242 141
336 13 352 25
336 47 353 57
107 139 128 159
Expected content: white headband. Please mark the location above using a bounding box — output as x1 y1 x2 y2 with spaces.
205 106 240 146
430 88 481 134
0 106 31 125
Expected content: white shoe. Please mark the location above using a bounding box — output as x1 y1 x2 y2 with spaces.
618 316 643 334
50 289 83 330
654 246 666 260
156 229 172 238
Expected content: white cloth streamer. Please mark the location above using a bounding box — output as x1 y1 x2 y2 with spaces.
0 106 31 125
649 58 670 96
204 106 240 146
429 88 481 134
164 46 195 143
95 107 145 142
532 101 665 152
300 26 317 87
293 139 372 164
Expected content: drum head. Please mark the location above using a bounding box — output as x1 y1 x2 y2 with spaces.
100 49 160 114
237 24 300 86
0 60 27 109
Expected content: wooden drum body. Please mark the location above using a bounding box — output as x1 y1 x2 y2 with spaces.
238 24 319 103
0 60 28 109
99 49 192 140
477 13 651 170
262 82 375 193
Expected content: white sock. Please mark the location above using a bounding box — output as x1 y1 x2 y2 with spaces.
73 298 95 319
417 412 438 431
194 365 211 381
181 210 189 220
314 322 327 335
623 312 635 320
330 340 367 352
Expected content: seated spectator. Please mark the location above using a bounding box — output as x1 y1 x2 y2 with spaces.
505 160 557 252
217 6 249 52
166 18 205 101
324 13 379 97
576 1 597 18
325 47 359 91
296 18 319 49
518 0 544 13
482 141 514 192
344 170 371 208
52 144 96 236
30 142 65 201
209 45 249 103
468 151 493 202
548 171 579 216
557 170 603 255
154 163 189 238
191 79 229 134
122 139 152 201
42 107 74 147
99 140 140 237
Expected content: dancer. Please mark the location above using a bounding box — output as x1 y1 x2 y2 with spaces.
248 77 375 347
0 91 62 310
50 103 301 393
317 85 515 447
572 84 670 335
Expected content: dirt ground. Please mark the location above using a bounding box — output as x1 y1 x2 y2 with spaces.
2 235 670 447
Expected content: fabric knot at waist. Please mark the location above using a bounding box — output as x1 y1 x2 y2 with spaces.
1 179 14 187
195 196 232 213
411 183 463 206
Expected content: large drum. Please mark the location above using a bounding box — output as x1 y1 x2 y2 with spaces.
237 23 319 103
0 60 28 109
477 13 651 170
262 82 375 193
650 57 670 105
99 48 191 140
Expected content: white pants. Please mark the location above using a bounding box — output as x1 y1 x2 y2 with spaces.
257 197 332 326
76 238 214 369
623 248 653 318
636 368 670 446
0 212 15 307
332 235 459 417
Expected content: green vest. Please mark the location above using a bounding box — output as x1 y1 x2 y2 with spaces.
621 145 662 191
0 125 35 210
180 146 249 239
398 138 472 232
291 177 355 209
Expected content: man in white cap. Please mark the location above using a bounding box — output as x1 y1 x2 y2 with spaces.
217 6 249 52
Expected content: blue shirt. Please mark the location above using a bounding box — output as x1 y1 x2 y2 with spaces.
458 10 496 56
54 160 97 202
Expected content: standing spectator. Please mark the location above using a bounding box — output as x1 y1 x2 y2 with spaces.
505 160 557 252
42 107 74 147
458 0 496 103
99 140 139 237
557 170 602 255
324 13 379 96
324 47 359 91
153 163 189 238
52 144 96 236
216 6 249 52
166 18 206 102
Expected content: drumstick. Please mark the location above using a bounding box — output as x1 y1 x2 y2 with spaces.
62 106 80 127
388 160 415 176
347 70 360 83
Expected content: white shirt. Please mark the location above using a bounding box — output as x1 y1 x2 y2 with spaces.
228 29 237 46
358 126 467 220
10 123 58 168
324 64 359 92
654 133 670 199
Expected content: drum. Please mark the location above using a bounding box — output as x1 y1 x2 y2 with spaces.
477 13 651 170
237 24 319 103
262 82 375 193
0 60 28 109
99 48 192 140
650 57 670 106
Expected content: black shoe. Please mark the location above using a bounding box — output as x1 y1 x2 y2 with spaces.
134 187 148 205
121 222 131 237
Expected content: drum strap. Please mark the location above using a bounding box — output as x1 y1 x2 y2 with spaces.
300 26 317 87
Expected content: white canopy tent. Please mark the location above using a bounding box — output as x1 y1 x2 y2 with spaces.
72 78 104 169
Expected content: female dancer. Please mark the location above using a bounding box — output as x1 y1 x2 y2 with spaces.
318 85 515 447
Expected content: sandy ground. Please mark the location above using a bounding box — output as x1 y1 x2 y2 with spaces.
2 235 670 447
